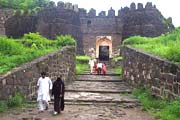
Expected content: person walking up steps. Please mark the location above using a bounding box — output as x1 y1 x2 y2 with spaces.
88 58 95 74
37 72 52 113
52 76 65 115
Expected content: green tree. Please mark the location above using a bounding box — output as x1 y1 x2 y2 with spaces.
0 0 50 10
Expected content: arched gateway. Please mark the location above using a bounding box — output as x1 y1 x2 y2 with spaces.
96 36 112 61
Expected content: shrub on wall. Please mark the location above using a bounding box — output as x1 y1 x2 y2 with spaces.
0 33 76 74
56 35 76 46
123 27 180 63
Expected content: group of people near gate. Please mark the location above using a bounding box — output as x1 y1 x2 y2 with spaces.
37 72 65 115
88 58 107 75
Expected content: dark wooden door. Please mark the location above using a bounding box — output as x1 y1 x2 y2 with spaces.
99 46 109 61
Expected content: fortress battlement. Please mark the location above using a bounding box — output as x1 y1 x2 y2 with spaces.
1 1 174 55
79 2 157 17
14 1 157 17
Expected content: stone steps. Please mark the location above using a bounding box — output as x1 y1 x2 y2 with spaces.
75 79 122 82
76 74 121 80
76 73 121 76
64 102 139 108
65 81 131 93
63 72 137 107
65 89 132 93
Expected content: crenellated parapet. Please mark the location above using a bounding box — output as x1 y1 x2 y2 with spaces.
35 1 80 13
108 7 115 17
98 11 106 17
0 1 174 55
88 8 96 17
79 7 116 17
118 2 158 16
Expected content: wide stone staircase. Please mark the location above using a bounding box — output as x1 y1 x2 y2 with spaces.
61 67 141 119
9 67 154 120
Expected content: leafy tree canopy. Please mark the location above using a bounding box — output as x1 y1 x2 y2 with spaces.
0 0 50 10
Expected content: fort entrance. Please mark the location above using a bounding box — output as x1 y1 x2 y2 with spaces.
96 36 112 61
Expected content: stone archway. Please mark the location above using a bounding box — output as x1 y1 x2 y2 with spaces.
96 36 112 61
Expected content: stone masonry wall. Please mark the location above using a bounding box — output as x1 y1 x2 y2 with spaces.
0 46 76 100
5 11 37 38
122 46 180 100
0 2 174 55
119 2 174 39
0 9 14 35
80 16 123 56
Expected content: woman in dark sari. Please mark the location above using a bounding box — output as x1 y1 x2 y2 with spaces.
52 76 65 115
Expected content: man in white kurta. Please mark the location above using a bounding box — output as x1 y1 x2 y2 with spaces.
37 72 52 112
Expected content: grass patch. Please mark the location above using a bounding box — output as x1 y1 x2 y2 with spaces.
0 93 25 112
114 66 122 75
113 56 123 62
76 56 90 63
0 33 76 74
0 102 8 112
132 88 180 120
76 55 90 74
7 93 25 108
123 27 180 64
76 64 89 74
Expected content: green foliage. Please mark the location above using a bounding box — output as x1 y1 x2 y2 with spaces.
21 32 55 49
132 88 180 120
76 64 89 74
0 33 76 74
7 93 25 107
0 101 8 112
56 35 76 46
113 56 123 61
76 56 90 63
114 66 122 75
0 37 25 55
0 0 50 11
76 56 90 74
123 27 180 63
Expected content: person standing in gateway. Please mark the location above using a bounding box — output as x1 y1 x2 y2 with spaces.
37 72 53 112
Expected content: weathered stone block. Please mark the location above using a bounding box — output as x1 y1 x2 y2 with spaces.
173 83 179 94
130 3 136 10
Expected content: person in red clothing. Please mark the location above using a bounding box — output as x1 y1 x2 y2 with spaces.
93 62 98 74
102 63 107 75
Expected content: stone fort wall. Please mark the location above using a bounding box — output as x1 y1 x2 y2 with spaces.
0 46 76 100
0 1 174 55
122 46 180 100
0 9 14 35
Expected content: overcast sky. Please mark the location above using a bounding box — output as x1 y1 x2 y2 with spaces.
53 0 180 27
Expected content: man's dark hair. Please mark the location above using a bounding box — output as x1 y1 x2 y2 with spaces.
41 72 46 76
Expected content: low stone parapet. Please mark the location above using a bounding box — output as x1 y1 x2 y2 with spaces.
0 46 76 100
122 46 180 100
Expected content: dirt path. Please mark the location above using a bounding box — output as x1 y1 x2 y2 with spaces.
0 68 154 120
